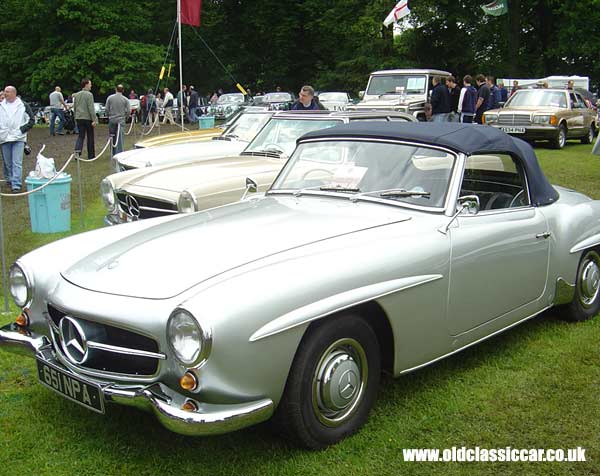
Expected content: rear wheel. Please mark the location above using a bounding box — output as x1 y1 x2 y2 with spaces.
273 314 381 449
581 124 595 144
551 124 567 149
560 249 600 322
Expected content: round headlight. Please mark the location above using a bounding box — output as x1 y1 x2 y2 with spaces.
9 263 32 308
178 190 198 213
100 178 116 210
484 114 498 124
167 309 211 366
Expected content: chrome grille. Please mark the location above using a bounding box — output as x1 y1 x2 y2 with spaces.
498 114 531 126
116 191 178 219
47 304 164 376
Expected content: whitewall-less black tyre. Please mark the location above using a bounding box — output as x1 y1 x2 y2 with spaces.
273 314 381 449
560 249 600 322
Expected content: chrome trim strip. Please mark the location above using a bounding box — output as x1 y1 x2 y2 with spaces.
250 275 443 342
138 206 179 214
87 341 167 360
570 234 600 254
0 323 51 356
399 305 551 375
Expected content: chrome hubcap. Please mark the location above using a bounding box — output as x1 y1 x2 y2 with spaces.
312 338 367 427
579 252 600 308
559 129 566 147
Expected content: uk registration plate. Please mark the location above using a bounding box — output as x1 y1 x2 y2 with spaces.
501 126 526 134
36 358 105 414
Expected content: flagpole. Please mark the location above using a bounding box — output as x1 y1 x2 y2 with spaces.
177 0 184 131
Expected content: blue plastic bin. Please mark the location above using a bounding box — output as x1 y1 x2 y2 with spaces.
199 116 215 129
25 175 72 233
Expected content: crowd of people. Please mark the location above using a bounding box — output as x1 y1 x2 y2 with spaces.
428 74 515 124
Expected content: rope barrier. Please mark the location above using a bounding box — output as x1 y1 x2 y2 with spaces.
110 122 121 148
77 134 112 163
125 116 135 136
0 153 75 198
141 115 160 136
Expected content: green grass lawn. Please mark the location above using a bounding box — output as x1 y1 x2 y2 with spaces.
0 133 599 475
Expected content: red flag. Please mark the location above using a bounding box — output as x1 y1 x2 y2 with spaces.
181 0 201 27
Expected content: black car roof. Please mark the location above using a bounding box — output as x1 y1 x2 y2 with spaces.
300 122 559 207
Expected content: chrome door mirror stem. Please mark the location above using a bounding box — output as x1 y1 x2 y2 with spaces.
438 195 480 235
241 177 258 201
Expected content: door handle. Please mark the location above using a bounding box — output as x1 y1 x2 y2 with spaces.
536 232 551 239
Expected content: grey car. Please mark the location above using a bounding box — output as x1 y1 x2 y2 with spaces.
2 123 600 449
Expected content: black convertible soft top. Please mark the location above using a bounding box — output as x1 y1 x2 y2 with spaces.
300 122 559 206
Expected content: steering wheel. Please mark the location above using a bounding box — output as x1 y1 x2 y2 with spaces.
484 192 513 210
508 189 527 208
263 143 285 155
301 169 335 181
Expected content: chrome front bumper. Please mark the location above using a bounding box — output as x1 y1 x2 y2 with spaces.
0 323 274 436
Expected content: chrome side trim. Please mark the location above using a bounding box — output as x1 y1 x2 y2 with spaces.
139 206 178 214
399 305 551 375
554 277 575 306
570 234 600 254
87 341 167 360
249 275 443 342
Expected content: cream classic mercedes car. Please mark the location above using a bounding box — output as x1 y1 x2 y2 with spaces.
2 123 599 449
102 111 416 224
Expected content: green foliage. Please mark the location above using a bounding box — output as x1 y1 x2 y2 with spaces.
0 0 597 102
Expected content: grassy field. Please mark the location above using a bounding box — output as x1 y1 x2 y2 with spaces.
1 127 599 475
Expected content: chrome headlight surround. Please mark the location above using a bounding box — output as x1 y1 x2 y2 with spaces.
167 308 212 367
484 113 499 124
177 190 198 213
9 262 33 308
100 178 117 211
532 114 552 125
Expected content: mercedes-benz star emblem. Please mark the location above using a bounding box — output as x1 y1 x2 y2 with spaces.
339 370 358 400
125 194 141 218
59 316 89 364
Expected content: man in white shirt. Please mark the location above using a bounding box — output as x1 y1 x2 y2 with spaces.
0 86 35 191
162 88 176 125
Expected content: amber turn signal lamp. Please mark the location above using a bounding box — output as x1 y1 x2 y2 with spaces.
15 312 29 327
179 371 198 391
182 400 198 412
550 116 558 126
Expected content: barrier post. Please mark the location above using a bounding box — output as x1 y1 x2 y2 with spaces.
76 156 84 229
0 194 9 314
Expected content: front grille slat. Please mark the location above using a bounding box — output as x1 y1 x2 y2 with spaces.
47 304 161 376
498 113 531 126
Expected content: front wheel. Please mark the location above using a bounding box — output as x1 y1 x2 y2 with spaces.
551 124 567 149
560 249 600 322
273 314 381 449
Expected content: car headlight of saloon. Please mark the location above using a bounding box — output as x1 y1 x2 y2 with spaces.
484 114 498 124
177 190 198 213
533 115 555 125
167 309 211 366
9 263 33 308
100 178 116 210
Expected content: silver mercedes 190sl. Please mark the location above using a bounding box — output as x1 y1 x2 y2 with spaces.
2 123 600 449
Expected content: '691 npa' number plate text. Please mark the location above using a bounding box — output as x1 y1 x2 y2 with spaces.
36 358 105 413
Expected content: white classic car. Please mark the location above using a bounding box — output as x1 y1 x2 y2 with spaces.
114 110 274 171
3 123 599 449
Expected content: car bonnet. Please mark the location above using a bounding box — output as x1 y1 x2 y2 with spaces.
61 197 411 299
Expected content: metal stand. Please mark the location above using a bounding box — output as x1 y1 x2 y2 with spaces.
0 195 9 313
76 156 84 229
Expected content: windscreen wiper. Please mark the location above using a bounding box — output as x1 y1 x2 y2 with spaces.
350 188 430 202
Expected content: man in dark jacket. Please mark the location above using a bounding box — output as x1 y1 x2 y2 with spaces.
292 85 320 110
430 76 452 122
188 86 199 123
475 74 490 124
446 76 461 122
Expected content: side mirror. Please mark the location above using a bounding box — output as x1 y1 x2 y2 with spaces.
358 91 365 99
241 177 258 201
458 195 480 215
